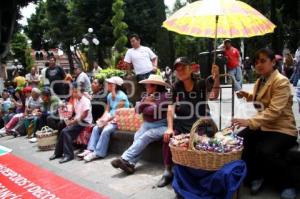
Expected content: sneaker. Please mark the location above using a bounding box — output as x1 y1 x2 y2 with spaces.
83 152 99 162
0 128 6 137
281 188 296 199
29 137 37 143
250 178 264 195
117 159 135 174
77 150 91 158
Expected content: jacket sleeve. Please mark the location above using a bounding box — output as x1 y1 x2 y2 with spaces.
248 78 290 129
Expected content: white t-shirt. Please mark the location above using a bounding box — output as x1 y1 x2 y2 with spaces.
76 72 91 92
74 95 93 124
124 46 157 75
41 67 50 85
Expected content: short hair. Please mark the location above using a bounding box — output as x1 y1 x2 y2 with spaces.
129 33 140 40
49 56 56 61
254 48 276 62
254 48 276 69
96 78 104 86
45 62 50 67
32 88 41 95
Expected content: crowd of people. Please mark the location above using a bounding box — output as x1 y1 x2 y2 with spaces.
0 34 299 199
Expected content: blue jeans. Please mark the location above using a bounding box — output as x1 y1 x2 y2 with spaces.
87 123 117 157
228 67 243 91
121 119 167 165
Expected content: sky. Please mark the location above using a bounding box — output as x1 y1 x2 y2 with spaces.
19 0 178 26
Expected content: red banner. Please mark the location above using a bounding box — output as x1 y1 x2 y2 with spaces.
0 154 108 199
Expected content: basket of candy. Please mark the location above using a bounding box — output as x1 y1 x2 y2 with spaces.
169 118 243 170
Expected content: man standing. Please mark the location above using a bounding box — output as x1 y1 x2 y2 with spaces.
74 65 91 93
92 61 102 78
46 56 66 97
223 39 243 91
124 34 158 82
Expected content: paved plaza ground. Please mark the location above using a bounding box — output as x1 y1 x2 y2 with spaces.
0 83 299 199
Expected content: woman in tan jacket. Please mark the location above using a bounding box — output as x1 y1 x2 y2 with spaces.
232 48 297 199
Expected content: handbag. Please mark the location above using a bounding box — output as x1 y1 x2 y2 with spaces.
36 126 58 151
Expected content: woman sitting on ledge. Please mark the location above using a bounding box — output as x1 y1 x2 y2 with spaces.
111 74 171 174
77 76 129 162
233 48 298 199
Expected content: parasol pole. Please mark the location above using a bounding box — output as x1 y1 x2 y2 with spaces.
213 15 219 65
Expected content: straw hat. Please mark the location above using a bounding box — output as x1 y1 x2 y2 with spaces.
139 74 170 88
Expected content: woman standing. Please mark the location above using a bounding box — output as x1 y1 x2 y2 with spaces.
233 48 297 199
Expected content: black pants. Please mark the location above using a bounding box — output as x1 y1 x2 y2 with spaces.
54 124 85 158
47 117 66 132
238 128 297 189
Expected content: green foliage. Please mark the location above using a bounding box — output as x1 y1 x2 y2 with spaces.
24 1 55 50
9 33 33 71
111 0 128 53
95 68 126 81
103 47 122 68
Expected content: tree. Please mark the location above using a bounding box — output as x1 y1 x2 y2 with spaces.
111 0 128 54
9 32 33 71
24 1 55 50
124 0 172 67
45 0 75 71
68 0 114 66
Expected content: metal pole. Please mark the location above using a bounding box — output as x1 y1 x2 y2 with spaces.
213 15 219 65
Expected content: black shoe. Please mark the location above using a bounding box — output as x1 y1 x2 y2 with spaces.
111 158 122 169
59 156 73 164
250 178 264 195
117 159 135 174
49 154 61 161
157 175 173 188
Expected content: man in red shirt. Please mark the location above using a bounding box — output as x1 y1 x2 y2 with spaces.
224 39 242 91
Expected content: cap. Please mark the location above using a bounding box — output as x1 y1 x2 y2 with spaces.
224 39 231 44
41 87 51 96
105 76 124 86
173 57 191 69
23 86 32 93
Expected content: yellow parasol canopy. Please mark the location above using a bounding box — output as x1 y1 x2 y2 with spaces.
163 0 276 38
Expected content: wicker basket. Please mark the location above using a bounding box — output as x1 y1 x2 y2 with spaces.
36 126 58 151
170 118 243 171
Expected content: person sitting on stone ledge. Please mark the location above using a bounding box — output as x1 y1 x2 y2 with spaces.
111 74 171 174
77 76 129 162
49 83 93 164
